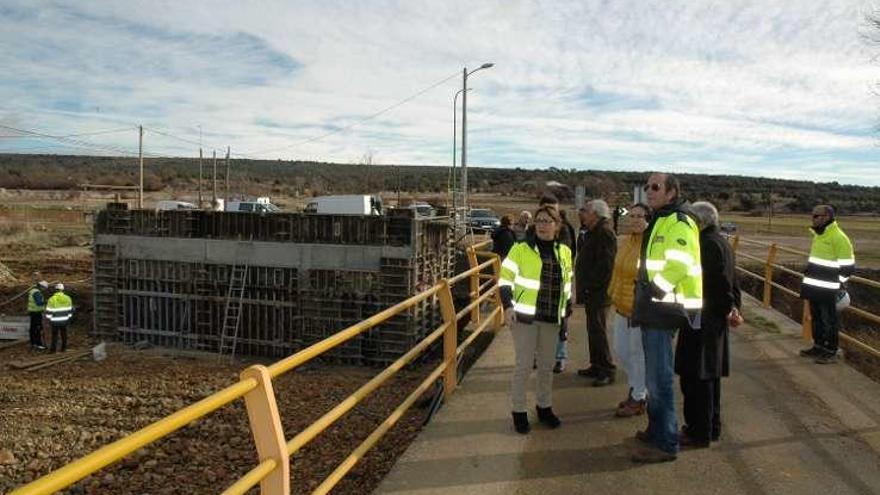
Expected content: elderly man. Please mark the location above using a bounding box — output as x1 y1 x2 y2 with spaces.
575 199 618 386
675 201 741 448
799 205 855 364
631 173 702 463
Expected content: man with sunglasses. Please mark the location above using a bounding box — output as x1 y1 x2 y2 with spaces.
630 173 703 463
799 205 855 364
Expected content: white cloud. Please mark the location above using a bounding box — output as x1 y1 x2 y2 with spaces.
1 0 879 185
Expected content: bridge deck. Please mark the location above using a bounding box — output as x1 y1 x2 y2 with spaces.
377 296 880 494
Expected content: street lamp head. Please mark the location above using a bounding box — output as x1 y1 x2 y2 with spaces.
480 63 494 69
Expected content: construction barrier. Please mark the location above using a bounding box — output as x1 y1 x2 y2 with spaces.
11 243 504 495
731 235 880 359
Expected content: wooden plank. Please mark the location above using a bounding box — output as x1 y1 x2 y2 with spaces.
9 350 90 369
24 350 91 371
0 339 28 351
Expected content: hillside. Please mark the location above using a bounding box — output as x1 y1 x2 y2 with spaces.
1 154 878 213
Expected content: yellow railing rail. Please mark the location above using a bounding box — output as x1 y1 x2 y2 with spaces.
12 242 505 495
730 234 880 359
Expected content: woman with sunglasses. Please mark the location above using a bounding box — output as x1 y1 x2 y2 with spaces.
499 205 574 434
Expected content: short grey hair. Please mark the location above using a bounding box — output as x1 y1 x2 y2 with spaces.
691 201 719 229
587 199 611 219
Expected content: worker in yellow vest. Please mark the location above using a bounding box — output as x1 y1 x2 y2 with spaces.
799 204 855 364
45 283 74 353
27 280 49 350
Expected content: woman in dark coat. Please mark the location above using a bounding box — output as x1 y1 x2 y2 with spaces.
675 201 742 447
492 214 517 259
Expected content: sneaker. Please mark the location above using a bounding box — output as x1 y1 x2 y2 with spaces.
615 398 647 418
35 345 47 351
552 360 565 374
814 353 838 365
631 445 677 463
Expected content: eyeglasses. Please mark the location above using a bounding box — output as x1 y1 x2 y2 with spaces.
812 214 826 219
643 183 661 192
535 218 556 225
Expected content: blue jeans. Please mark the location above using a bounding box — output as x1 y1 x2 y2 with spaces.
642 327 678 454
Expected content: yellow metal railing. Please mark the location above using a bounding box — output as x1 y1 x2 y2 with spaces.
731 235 880 359
11 243 504 495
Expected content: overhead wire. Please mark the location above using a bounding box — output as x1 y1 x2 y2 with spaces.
242 70 461 157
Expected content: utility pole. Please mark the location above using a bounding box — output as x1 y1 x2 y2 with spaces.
212 150 217 204
138 125 144 209
461 68 468 210
224 146 230 205
198 147 203 208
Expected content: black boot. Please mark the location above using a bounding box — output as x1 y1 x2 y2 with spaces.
512 411 530 434
536 405 561 428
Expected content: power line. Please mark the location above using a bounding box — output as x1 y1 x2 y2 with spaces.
0 124 166 158
243 71 460 157
0 127 133 139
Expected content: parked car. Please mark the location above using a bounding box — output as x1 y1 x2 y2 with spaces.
468 208 500 232
408 202 436 217
720 221 738 234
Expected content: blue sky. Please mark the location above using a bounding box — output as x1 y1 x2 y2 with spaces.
1 0 879 185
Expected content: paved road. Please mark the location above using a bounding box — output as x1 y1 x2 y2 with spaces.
376 295 880 494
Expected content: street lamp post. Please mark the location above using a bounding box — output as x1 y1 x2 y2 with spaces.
451 88 469 211
460 62 494 213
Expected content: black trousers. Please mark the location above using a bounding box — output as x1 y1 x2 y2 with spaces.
585 301 615 373
680 375 722 442
810 299 839 353
29 312 44 347
50 324 68 352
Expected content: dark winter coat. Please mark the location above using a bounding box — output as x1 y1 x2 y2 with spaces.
575 217 617 306
675 225 741 379
491 226 516 259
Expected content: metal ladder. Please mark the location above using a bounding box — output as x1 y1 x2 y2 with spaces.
218 262 248 360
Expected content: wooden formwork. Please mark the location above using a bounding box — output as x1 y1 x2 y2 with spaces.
92 206 452 364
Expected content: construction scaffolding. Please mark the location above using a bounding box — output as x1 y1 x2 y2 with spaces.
92 206 453 365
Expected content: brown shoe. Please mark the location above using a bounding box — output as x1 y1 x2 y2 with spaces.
631 445 677 463
634 429 652 444
615 399 646 418
679 430 710 449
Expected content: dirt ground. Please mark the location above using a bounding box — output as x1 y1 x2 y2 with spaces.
0 334 433 494
0 199 436 494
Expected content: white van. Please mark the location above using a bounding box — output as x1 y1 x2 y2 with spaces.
226 197 280 213
304 195 383 215
155 200 198 211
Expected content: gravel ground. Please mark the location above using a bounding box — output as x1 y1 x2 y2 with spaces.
1 331 434 494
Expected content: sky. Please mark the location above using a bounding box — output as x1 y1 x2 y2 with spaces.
1 0 880 186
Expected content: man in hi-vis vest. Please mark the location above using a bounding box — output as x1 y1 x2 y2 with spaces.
799 205 855 364
631 172 702 464
26 280 49 350
45 283 74 353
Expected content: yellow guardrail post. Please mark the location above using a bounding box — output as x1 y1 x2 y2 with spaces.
467 245 481 325
802 301 813 342
763 243 777 308
732 234 740 252
490 254 504 332
239 365 289 495
438 279 458 396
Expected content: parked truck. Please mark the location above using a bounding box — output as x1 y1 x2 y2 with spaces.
304 195 383 215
